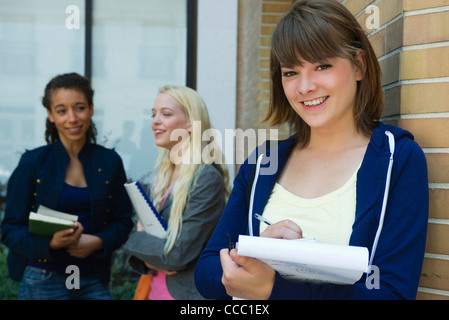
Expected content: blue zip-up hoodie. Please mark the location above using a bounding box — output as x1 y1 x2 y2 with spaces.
194 123 428 300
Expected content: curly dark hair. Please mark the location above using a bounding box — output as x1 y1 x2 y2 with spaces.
42 72 97 144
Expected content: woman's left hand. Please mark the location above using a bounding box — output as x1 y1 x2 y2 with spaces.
66 234 104 259
220 248 275 300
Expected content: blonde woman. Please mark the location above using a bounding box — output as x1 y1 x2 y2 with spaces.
124 85 230 300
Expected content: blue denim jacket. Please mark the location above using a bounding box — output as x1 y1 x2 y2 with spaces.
1 140 133 284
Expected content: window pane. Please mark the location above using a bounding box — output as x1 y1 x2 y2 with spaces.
0 0 85 184
92 0 188 182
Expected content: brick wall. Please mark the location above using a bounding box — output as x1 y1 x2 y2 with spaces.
236 0 292 165
341 0 449 300
236 0 449 299
237 0 262 133
236 0 292 137
402 0 449 300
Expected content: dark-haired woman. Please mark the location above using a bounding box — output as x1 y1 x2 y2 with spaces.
195 0 428 300
1 73 133 300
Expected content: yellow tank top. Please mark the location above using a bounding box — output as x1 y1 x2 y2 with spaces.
259 167 359 245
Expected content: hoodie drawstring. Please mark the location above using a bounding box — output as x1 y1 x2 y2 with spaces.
366 131 395 276
248 154 264 237
248 131 395 278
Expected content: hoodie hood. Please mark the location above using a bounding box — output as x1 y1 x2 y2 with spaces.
369 123 414 157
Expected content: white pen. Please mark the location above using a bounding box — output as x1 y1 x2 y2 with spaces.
254 213 272 226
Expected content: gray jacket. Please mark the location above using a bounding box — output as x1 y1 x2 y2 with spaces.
123 164 225 299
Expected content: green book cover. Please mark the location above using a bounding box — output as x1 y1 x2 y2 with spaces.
29 206 78 236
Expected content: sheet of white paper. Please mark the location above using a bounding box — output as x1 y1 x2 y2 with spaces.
237 235 368 285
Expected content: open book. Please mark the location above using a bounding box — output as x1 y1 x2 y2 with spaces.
29 206 78 236
237 235 369 285
124 181 167 238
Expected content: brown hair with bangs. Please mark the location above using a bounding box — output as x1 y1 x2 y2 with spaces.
264 0 384 147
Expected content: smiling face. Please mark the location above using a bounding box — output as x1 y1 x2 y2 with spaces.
151 92 191 151
281 56 364 133
266 0 384 147
47 88 93 147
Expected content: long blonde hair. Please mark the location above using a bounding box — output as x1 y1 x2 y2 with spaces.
151 85 230 254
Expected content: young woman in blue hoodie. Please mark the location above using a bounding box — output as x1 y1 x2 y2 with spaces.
194 0 428 300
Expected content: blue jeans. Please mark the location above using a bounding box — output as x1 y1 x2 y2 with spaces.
18 266 113 300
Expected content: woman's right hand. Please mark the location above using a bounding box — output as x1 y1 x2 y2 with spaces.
49 222 84 250
260 219 303 240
